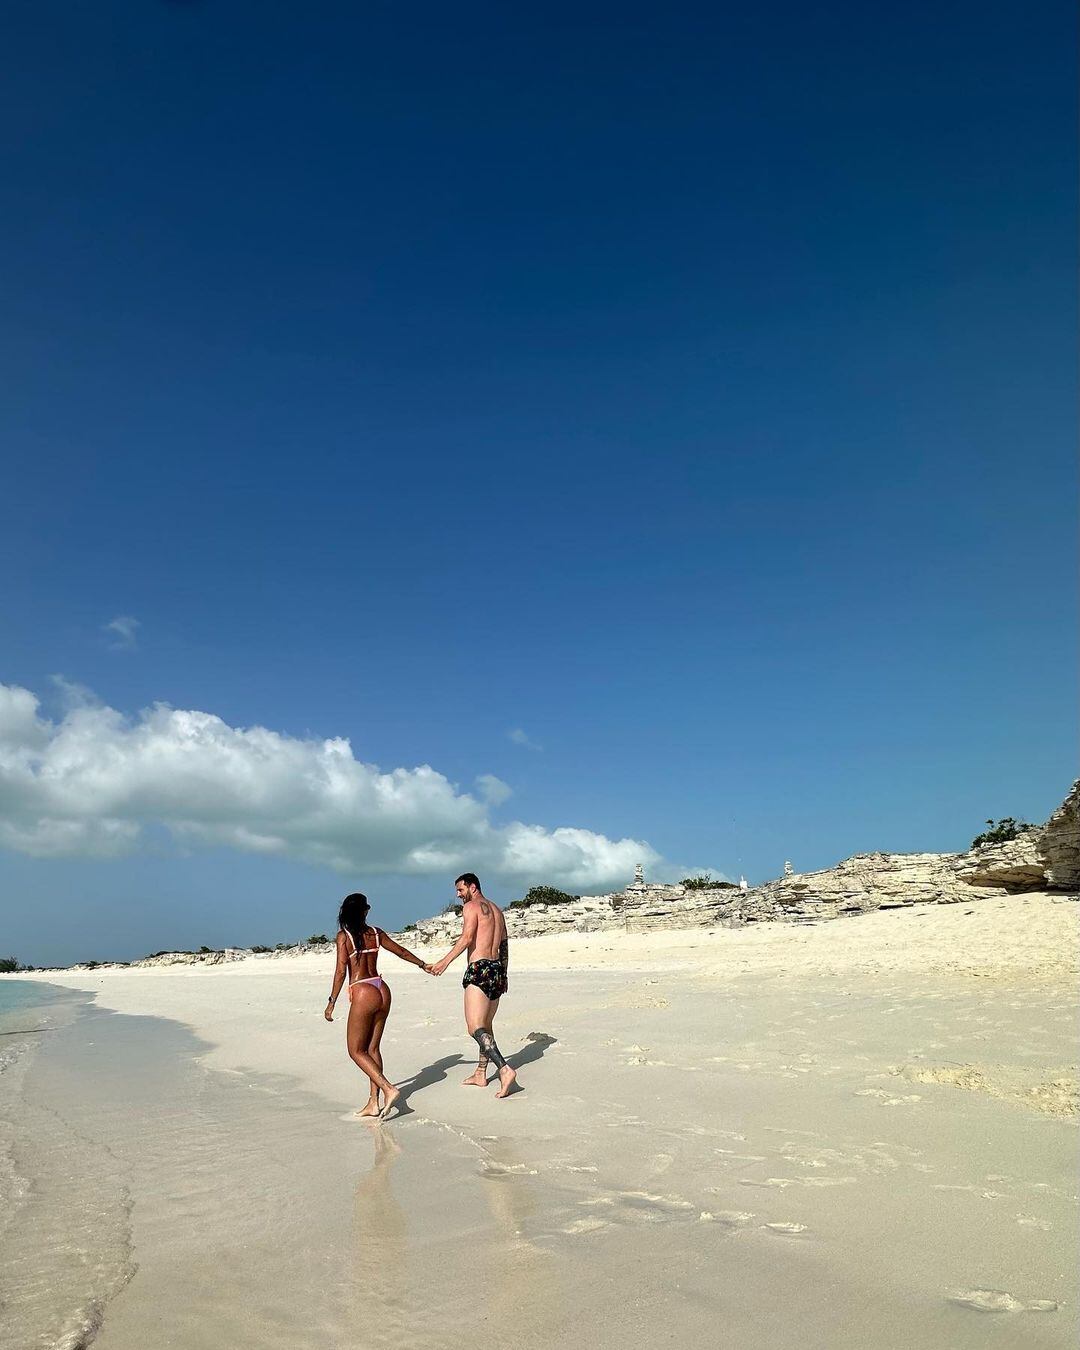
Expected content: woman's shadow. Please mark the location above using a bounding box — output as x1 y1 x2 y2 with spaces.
392 1054 464 1115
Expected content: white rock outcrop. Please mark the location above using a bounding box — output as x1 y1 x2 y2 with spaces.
1041 779 1079 890
394 781 1079 942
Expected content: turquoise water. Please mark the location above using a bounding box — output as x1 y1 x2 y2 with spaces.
0 978 77 1022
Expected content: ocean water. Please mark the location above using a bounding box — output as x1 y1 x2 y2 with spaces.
0 981 100 1350
0 986 382 1350
0 977 81 1019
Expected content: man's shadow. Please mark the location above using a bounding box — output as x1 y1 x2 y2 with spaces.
392 1054 464 1115
508 1032 557 1071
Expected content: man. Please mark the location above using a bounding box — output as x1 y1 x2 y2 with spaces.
430 872 518 1098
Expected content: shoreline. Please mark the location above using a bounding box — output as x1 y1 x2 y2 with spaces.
3 895 1077 1348
14 886 1077 981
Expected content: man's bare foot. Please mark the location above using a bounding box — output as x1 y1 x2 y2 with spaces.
462 1069 489 1087
356 1098 381 1118
377 1086 401 1120
495 1065 518 1099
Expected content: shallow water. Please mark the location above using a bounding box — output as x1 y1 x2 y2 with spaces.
2 969 1077 1348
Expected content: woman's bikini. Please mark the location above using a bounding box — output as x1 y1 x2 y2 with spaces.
346 926 385 1000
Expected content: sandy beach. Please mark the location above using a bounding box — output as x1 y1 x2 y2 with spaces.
4 894 1078 1348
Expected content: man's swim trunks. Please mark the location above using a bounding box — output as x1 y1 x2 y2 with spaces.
462 958 508 1000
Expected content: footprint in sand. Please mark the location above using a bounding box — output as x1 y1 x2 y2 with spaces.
1016 1215 1052 1230
949 1289 1057 1314
708 1210 756 1228
613 1190 697 1221
739 1177 855 1190
562 1216 610 1235
763 1222 808 1236
854 1088 921 1106
564 1190 700 1232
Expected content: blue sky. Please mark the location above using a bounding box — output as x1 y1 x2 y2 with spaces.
2 1 1075 966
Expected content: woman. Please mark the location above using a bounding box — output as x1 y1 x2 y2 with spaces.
324 892 430 1120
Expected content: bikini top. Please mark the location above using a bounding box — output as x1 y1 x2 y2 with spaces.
345 927 380 960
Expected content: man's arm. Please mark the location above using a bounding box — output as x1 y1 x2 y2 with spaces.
431 905 478 976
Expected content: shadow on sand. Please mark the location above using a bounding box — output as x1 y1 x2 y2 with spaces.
391 1053 465 1115
388 1034 557 1114
508 1031 557 1071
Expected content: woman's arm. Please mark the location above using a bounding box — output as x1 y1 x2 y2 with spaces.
377 930 429 970
324 931 349 1020
431 905 478 976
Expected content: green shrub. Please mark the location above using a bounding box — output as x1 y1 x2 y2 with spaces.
251 945 272 954
0 956 20 973
306 933 331 945
681 873 737 891
971 818 1034 849
508 885 580 910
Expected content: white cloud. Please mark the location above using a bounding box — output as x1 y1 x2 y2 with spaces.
475 773 513 807
507 727 542 751
0 683 661 890
103 615 139 651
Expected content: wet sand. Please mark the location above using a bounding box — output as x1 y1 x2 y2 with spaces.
6 893 1078 1348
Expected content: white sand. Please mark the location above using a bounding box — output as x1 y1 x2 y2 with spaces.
11 893 1080 1348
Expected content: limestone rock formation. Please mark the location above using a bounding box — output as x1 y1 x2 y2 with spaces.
394 781 1078 943
950 832 1047 890
1040 779 1079 890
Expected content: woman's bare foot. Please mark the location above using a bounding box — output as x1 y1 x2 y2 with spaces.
462 1068 489 1087
494 1065 518 1098
377 1086 401 1120
356 1097 381 1118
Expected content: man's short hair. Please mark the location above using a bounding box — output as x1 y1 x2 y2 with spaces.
455 872 481 891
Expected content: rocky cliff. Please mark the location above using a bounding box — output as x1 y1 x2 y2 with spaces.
397 780 1080 944
1041 779 1080 890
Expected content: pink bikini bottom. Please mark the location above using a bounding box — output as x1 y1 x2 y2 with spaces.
348 978 384 1001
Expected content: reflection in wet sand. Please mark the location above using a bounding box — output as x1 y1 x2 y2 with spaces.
352 1128 407 1310
351 1126 555 1350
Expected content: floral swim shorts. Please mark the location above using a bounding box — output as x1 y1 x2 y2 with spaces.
462 958 509 1000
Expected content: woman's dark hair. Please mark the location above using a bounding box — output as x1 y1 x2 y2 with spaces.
338 892 371 945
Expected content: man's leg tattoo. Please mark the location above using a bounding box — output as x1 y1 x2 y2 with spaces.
471 1028 507 1071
